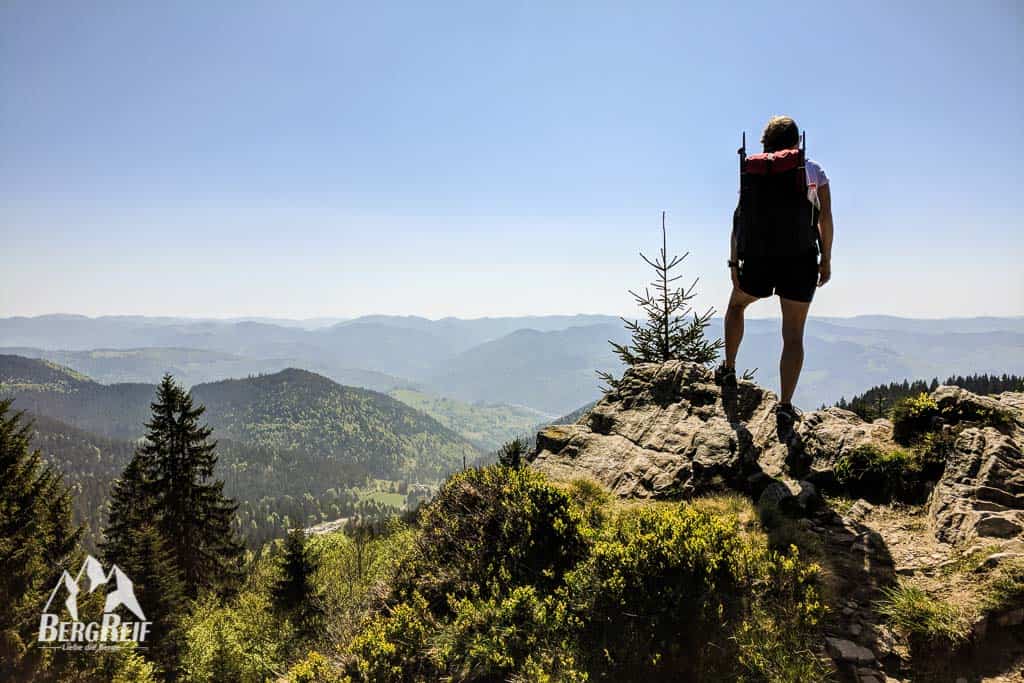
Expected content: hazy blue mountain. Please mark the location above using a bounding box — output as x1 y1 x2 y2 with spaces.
427 323 630 415
0 315 619 385
331 314 622 353
2 314 1022 415
813 315 1024 334
1 346 405 393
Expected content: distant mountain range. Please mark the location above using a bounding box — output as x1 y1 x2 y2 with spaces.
2 313 1022 413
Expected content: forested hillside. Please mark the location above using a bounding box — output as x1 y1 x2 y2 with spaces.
1 356 479 480
190 368 478 479
26 411 400 551
0 354 156 438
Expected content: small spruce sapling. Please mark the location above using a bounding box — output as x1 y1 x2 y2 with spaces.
498 437 528 469
599 212 724 390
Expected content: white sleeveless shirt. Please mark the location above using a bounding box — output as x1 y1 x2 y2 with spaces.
805 159 829 209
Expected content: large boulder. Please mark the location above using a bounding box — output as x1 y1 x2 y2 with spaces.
529 363 1024 547
928 390 1024 545
528 361 896 500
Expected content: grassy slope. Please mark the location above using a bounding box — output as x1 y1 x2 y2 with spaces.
388 388 550 451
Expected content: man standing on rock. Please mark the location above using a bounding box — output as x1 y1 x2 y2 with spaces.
715 115 834 426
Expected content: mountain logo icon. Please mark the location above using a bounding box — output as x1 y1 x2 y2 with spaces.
43 555 146 622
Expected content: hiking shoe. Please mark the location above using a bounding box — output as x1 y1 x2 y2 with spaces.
714 363 737 389
776 402 803 426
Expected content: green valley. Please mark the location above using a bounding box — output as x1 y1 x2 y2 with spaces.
387 387 550 451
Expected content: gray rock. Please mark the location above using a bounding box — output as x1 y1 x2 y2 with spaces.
975 551 1023 572
848 499 875 521
928 396 1024 545
528 364 1024 553
529 361 900 501
856 668 882 683
825 637 875 664
757 478 821 517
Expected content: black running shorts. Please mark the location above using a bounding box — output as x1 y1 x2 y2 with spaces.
738 250 820 303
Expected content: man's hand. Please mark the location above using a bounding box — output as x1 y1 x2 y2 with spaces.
818 259 831 287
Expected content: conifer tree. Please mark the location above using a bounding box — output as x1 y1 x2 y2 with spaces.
273 529 324 638
105 375 243 599
124 524 187 675
0 399 81 680
599 213 723 389
145 375 243 595
498 437 527 469
100 452 148 570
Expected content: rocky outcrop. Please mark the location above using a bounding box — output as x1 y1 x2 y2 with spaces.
528 361 1024 546
528 361 896 500
928 391 1024 545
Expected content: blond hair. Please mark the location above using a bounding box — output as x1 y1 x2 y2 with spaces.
761 115 800 152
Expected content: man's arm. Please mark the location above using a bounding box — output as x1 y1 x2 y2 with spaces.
817 184 833 286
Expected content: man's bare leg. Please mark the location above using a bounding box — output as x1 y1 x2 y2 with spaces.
724 287 759 368
779 296 811 404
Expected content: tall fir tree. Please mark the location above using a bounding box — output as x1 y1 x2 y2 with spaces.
142 374 243 596
599 213 723 390
103 375 243 601
124 524 187 676
0 399 82 681
273 529 324 639
100 452 148 570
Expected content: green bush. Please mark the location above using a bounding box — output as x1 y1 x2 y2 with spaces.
937 398 1014 431
390 465 588 606
347 466 827 682
348 593 438 682
891 392 939 443
284 651 349 683
179 592 293 683
566 505 747 675
434 586 586 682
566 505 825 680
892 390 1014 444
834 442 947 503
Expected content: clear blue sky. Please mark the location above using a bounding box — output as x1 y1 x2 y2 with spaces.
2 1 1021 319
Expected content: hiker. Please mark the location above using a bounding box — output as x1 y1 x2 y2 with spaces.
715 115 833 426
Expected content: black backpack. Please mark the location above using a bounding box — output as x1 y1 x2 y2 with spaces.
733 132 820 262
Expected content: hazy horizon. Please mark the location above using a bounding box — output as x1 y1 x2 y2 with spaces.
4 311 1024 324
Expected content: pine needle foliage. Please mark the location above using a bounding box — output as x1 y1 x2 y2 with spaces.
103 375 244 602
599 212 723 390
498 437 528 469
0 399 81 681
